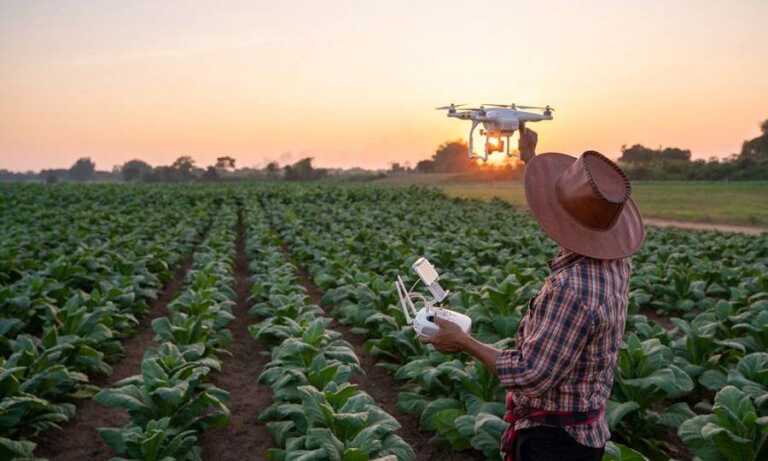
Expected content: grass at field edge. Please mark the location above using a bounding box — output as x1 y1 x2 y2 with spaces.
375 176 768 228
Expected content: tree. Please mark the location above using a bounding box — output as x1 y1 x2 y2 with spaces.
152 166 177 182
265 161 280 179
171 156 196 180
284 157 326 181
121 159 153 181
202 166 220 181
416 159 435 173
431 141 475 173
215 156 236 171
618 144 656 163
739 118 768 164
660 147 691 162
68 157 96 181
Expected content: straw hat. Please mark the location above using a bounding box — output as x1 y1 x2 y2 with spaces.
524 151 645 259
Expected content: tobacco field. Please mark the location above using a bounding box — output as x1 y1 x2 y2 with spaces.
1 183 766 461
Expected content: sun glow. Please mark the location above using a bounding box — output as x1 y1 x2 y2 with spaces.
1 1 766 171
483 151 513 166
477 135 516 166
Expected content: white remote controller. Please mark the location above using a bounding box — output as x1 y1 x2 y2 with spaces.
413 306 473 337
395 257 473 338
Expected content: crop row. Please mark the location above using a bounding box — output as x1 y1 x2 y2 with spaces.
91 204 238 460
0 189 216 459
243 204 416 461
0 185 203 282
254 185 767 461
1 186 215 339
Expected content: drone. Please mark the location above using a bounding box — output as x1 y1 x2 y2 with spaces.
436 103 554 162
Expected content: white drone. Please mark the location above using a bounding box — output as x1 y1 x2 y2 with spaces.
436 103 554 162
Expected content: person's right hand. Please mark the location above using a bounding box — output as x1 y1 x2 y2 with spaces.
419 316 468 353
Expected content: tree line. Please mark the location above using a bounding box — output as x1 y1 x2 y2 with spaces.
2 118 766 182
0 156 332 183
393 118 768 181
616 119 768 180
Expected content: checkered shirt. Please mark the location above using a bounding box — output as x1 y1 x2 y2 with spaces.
495 249 631 448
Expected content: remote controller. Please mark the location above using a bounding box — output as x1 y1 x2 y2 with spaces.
395 257 472 337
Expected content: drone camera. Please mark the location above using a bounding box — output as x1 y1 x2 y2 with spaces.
485 137 505 155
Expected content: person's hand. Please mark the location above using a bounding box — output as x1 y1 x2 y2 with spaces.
419 316 469 353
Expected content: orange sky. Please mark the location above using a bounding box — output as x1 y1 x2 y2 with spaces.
1 0 767 171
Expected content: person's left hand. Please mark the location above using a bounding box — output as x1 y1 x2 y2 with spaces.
419 316 469 353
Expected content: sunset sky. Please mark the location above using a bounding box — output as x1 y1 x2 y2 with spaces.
2 0 767 171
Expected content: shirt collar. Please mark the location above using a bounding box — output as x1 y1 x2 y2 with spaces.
549 248 583 271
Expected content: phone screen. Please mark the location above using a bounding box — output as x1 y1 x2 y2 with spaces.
413 257 439 285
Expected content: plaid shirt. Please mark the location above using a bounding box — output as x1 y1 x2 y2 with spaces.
495 249 631 448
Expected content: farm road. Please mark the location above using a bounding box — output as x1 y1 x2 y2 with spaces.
35 248 199 460
200 209 273 460
644 218 766 235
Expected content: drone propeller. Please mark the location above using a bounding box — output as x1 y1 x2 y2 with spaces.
483 103 512 108
517 104 555 112
435 103 466 110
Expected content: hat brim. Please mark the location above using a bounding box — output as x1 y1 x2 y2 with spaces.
524 153 645 259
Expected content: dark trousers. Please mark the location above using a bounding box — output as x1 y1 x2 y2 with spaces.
514 426 604 461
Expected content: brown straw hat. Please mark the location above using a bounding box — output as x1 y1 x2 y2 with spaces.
524 151 645 259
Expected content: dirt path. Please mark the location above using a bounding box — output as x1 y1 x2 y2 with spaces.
288 253 483 461
639 308 677 330
34 253 196 461
200 211 273 461
644 218 766 235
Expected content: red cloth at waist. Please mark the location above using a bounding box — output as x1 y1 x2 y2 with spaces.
501 392 603 461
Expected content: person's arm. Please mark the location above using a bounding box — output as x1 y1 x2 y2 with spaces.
422 283 595 396
421 316 502 374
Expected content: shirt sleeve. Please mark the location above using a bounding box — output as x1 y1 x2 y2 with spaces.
495 283 595 397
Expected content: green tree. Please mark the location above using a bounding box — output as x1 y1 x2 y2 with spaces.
121 159 152 181
215 156 236 171
202 166 220 181
284 157 326 181
619 144 656 163
265 161 281 179
68 157 96 181
171 156 196 180
739 119 768 164
416 159 434 173
431 141 475 173
660 147 691 162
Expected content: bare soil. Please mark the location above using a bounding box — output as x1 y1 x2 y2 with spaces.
288 252 484 461
200 212 274 460
34 253 196 460
639 308 677 330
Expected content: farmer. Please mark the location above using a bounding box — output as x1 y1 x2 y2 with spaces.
421 151 645 461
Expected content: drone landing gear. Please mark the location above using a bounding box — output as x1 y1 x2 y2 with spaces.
467 120 482 160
